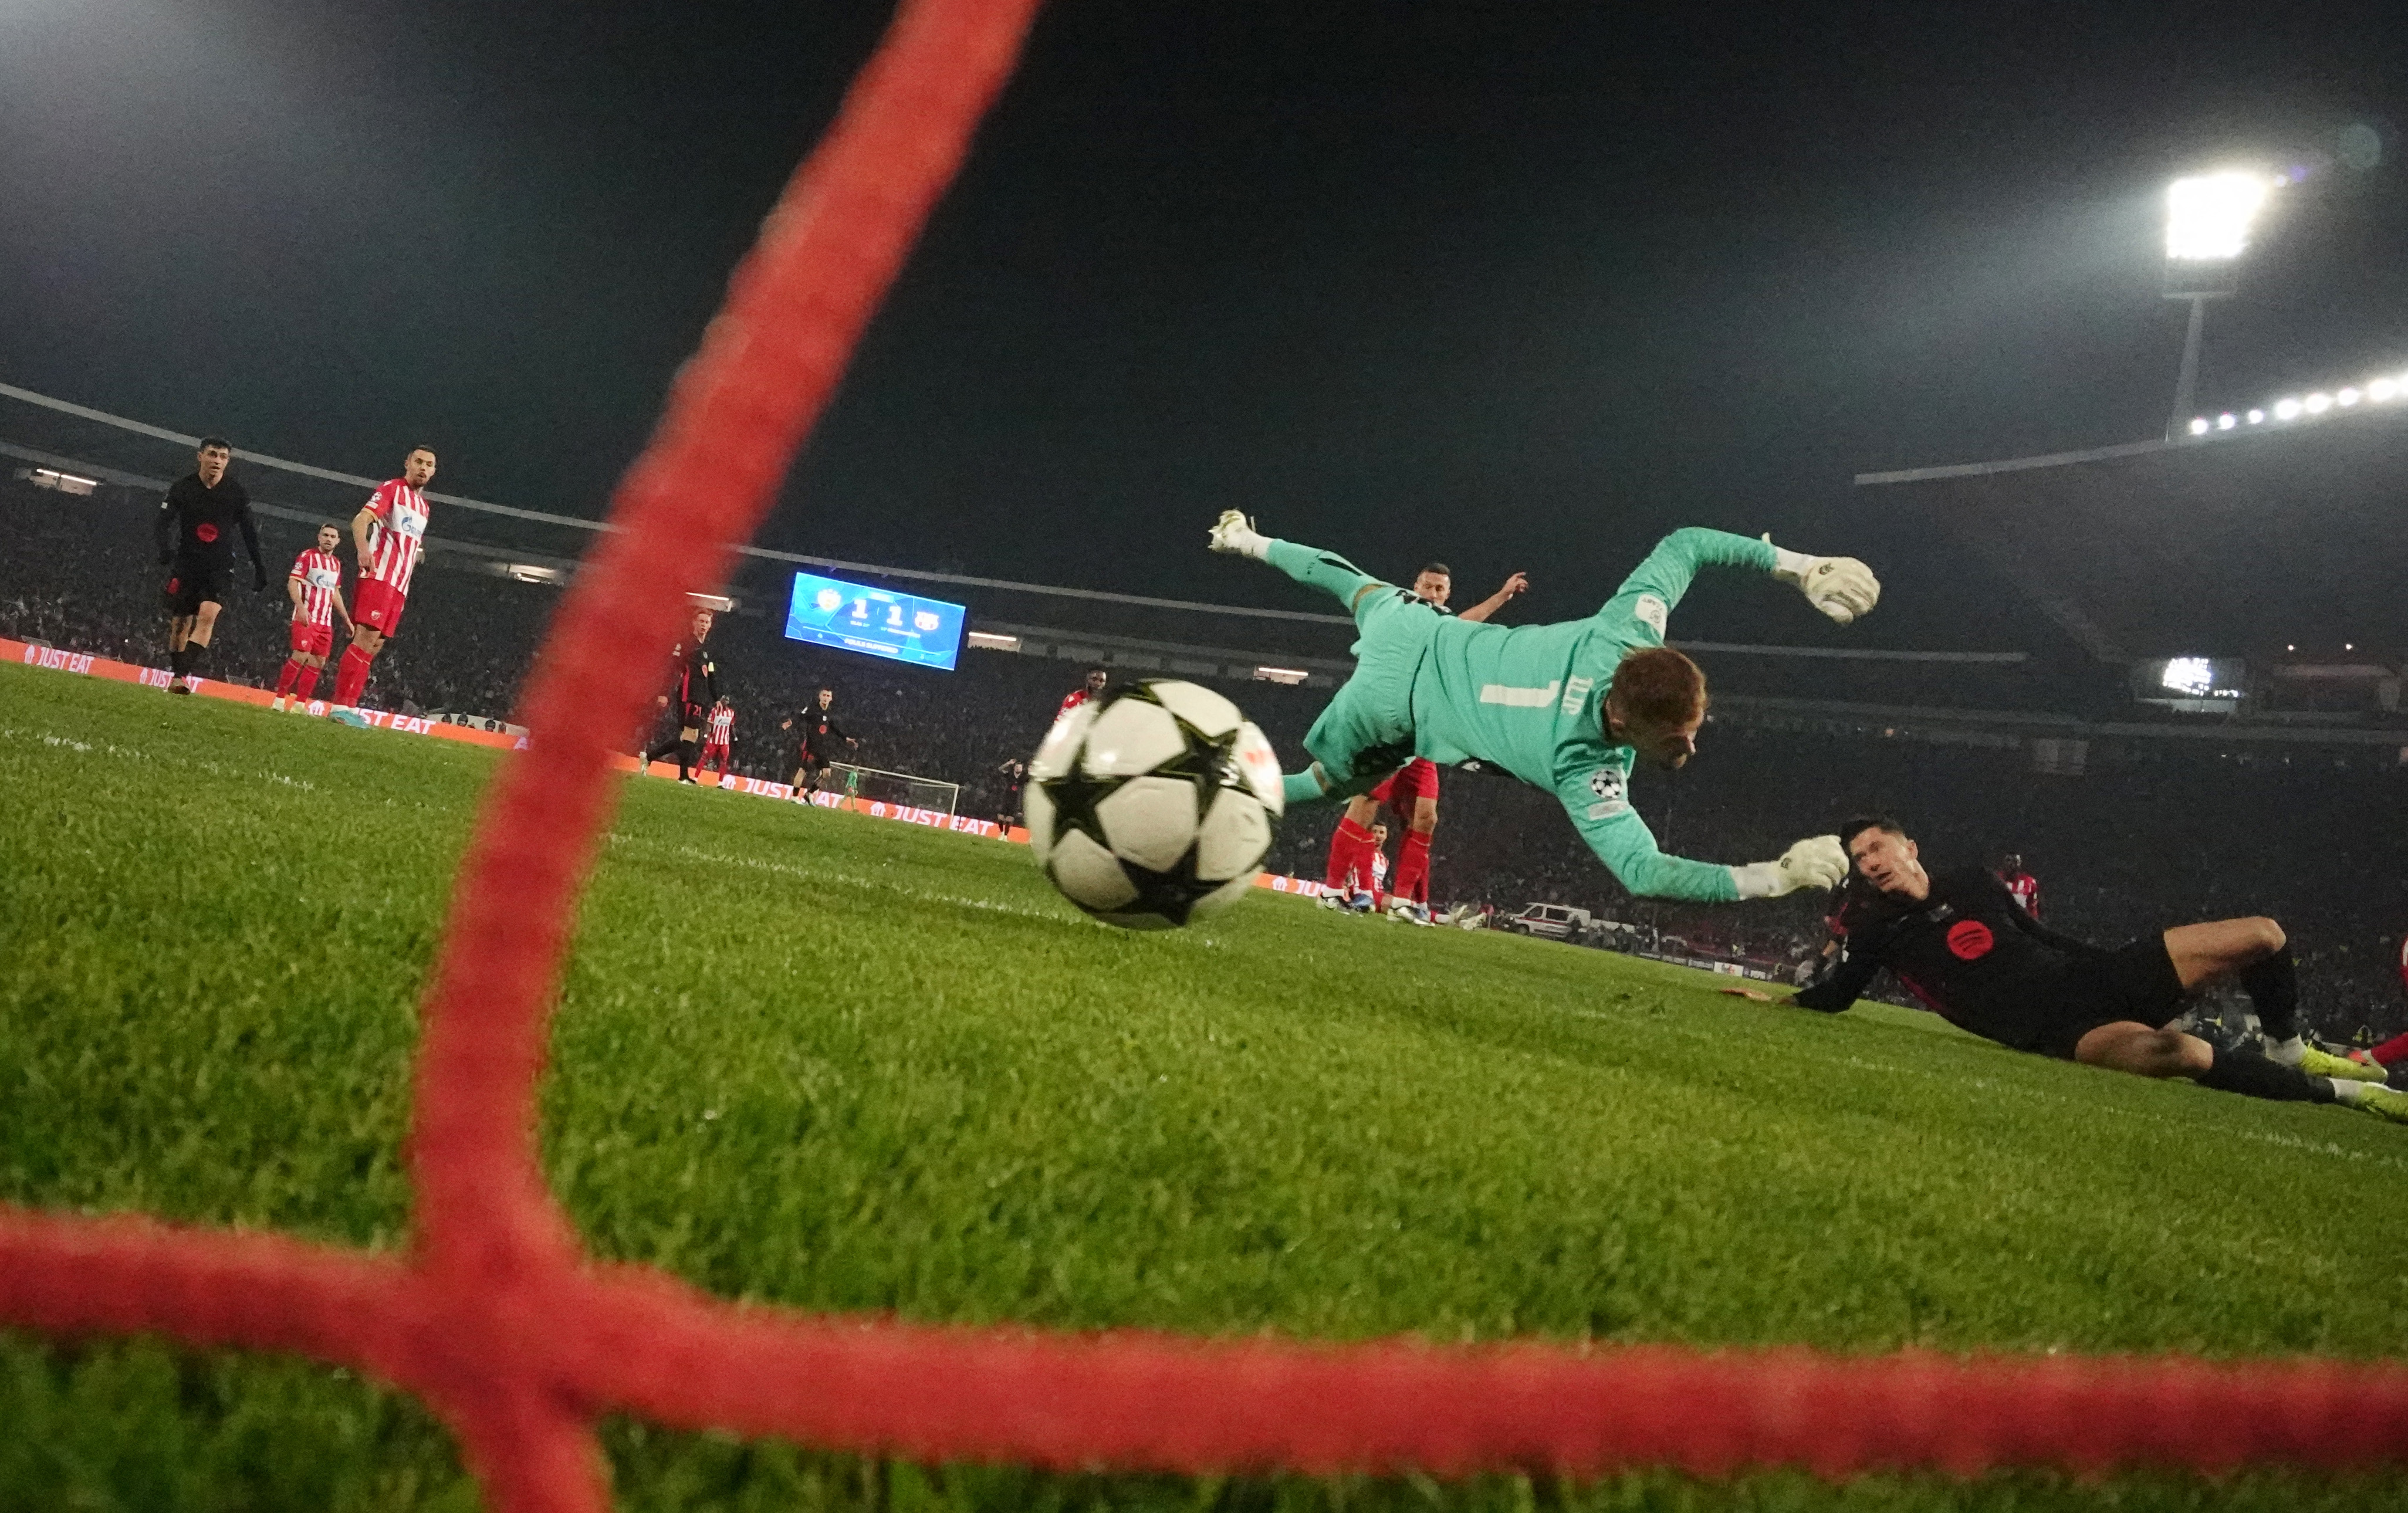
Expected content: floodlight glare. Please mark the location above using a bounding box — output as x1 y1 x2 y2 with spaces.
2274 398 2303 419
2305 392 2333 414
2338 387 2362 407
2216 413 2236 429
2187 417 2211 436
2372 378 2399 402
2166 171 2272 262
2246 408 2265 424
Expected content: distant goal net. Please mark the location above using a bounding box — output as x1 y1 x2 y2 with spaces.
817 762 959 817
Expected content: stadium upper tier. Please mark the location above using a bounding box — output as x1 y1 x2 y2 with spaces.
1858 401 2408 663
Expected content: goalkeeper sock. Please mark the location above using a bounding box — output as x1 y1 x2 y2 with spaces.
1325 818 1374 891
1265 540 1384 616
2197 1044 2335 1104
1393 827 1433 904
2238 946 2299 1042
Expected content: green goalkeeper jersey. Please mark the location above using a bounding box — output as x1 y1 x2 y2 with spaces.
1409 527 1776 902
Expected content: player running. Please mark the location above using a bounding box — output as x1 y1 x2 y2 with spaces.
329 446 437 722
1790 818 2405 1122
699 698 738 787
1323 559 1528 923
781 687 856 801
271 523 353 712
1209 512 1872 903
155 436 267 693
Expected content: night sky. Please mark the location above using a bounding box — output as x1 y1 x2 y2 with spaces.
2 1 2402 647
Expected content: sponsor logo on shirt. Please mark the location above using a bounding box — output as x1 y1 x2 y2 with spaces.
1633 594 1668 637
306 567 340 590
1946 919 1995 960
195 522 219 543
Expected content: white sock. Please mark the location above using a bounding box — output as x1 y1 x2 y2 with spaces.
2265 1034 2305 1067
2332 1079 2368 1106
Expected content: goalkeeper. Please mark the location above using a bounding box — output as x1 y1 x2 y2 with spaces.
1208 513 1879 903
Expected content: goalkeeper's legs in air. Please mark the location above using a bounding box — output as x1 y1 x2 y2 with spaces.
1208 510 1388 618
1210 510 1436 813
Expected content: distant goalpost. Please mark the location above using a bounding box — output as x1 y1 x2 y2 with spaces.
816 761 959 817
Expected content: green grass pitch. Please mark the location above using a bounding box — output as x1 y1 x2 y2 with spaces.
2 660 2402 1511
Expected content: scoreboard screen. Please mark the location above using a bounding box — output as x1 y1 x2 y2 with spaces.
782 571 966 671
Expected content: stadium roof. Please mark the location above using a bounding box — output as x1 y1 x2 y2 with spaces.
1856 401 2408 663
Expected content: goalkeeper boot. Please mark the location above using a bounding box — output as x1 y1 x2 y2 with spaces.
1207 510 1270 560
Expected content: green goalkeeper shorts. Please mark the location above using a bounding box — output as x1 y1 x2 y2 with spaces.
1301 585 1443 793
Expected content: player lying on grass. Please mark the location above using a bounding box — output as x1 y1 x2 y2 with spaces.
1209 512 1875 903
1787 817 2407 1123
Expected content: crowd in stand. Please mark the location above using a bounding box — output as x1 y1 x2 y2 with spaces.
8 475 2403 1041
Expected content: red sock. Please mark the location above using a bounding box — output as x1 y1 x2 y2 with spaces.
295 666 320 701
1325 818 1374 892
332 645 374 706
1394 827 1433 904
2370 1030 2408 1068
275 659 302 696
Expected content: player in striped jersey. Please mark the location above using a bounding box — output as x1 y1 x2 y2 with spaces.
272 523 353 712
699 698 737 787
329 446 436 720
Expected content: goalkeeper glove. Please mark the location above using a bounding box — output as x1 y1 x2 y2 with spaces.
1730 835 1849 899
1763 536 1880 625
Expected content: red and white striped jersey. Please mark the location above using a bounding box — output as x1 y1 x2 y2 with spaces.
707 707 735 743
1058 687 1094 717
289 549 343 627
360 479 430 594
2000 871 2040 919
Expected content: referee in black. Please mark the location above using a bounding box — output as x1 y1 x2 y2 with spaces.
154 436 266 692
1788 817 2406 1123
642 605 719 784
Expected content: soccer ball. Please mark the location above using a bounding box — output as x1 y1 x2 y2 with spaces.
1024 679 1285 929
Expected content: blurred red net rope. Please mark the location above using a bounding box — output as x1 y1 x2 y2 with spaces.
3 2 2407 1506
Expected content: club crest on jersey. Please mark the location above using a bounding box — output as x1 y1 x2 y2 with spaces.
1584 766 1628 820
1633 594 1668 637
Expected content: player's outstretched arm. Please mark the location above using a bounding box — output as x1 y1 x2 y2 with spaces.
1761 534 1879 625
1789 940 1882 1014
1558 776 1846 904
1458 571 1529 624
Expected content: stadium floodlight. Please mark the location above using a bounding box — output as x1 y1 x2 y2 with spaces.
2187 417 2211 436
2305 392 2333 414
2246 408 2266 424
2166 171 2272 263
2216 413 2237 429
2338 387 2362 407
2274 397 2304 420
2373 378 2400 402
1252 665 1310 685
964 630 1021 652
2163 171 2278 441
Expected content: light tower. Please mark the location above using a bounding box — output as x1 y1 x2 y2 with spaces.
2163 171 2274 442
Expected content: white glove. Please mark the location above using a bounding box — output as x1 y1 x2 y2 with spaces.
1764 536 1880 625
1730 835 1849 899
